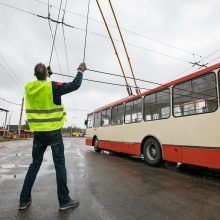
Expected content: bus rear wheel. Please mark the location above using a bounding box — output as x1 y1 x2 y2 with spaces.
94 138 101 152
143 138 162 166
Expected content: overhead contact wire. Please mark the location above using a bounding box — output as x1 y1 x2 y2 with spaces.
0 97 21 106
53 72 214 100
0 2 199 66
32 0 202 59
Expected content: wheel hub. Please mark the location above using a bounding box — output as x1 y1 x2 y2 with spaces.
148 144 157 159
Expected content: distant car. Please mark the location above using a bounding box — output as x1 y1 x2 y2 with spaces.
72 132 80 137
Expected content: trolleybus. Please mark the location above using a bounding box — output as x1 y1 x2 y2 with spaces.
85 63 220 169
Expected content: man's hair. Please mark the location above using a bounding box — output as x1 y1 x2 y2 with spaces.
34 63 47 80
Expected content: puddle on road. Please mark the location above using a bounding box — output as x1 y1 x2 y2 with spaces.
15 153 31 157
0 153 31 157
77 162 86 168
0 164 29 169
0 174 19 179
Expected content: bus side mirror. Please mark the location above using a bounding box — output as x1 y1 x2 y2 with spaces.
84 120 88 126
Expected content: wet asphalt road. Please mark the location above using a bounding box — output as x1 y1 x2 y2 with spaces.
1 138 220 220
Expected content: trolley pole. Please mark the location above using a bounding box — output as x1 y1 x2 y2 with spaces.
18 97 24 138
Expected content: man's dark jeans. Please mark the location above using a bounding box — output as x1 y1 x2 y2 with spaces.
20 129 70 205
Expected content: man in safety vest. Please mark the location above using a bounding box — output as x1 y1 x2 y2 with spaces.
19 62 86 211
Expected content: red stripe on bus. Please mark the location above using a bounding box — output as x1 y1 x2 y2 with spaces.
85 138 140 155
86 140 220 169
163 145 220 169
162 145 182 162
86 138 93 146
99 140 141 155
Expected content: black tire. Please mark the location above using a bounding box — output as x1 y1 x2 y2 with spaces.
94 137 101 152
143 138 162 166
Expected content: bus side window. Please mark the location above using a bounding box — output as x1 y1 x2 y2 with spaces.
125 101 132 123
144 89 170 121
132 98 142 123
112 105 124 125
111 106 118 125
87 114 94 128
173 72 218 117
94 112 101 128
117 104 124 125
101 108 111 127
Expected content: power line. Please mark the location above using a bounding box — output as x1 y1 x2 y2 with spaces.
32 0 202 58
87 67 218 100
0 55 24 88
0 97 21 106
44 14 193 64
87 68 161 86
0 2 199 65
169 48 220 80
54 72 149 90
0 62 24 92
206 54 220 66
1 1 219 97
53 71 216 101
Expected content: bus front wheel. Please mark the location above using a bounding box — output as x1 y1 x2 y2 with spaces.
143 138 162 166
94 138 101 153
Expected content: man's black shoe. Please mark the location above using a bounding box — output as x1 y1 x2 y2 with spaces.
18 200 32 210
59 199 79 211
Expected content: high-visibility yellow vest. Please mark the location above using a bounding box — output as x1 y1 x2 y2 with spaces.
25 81 67 131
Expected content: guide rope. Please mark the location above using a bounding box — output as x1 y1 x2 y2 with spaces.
48 0 63 66
83 0 91 63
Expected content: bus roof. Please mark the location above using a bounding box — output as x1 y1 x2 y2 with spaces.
89 62 220 115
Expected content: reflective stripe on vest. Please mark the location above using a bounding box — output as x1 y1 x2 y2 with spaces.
26 108 64 114
27 112 66 123
25 81 67 131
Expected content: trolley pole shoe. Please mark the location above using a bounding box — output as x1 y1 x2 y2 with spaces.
18 200 32 210
59 199 80 211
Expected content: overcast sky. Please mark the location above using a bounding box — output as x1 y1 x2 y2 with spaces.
0 0 220 128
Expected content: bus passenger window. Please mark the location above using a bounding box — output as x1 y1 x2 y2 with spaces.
125 101 133 123
101 109 111 127
117 104 124 124
111 105 124 125
125 98 142 124
173 72 217 117
144 89 170 121
94 112 101 127
132 98 142 123
87 114 94 128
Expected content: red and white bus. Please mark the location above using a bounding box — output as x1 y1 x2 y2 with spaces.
85 63 220 169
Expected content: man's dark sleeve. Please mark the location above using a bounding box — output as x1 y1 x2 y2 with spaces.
52 72 83 96
52 72 83 105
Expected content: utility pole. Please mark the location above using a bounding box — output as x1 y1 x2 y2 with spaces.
3 111 8 137
7 114 11 133
18 97 24 138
